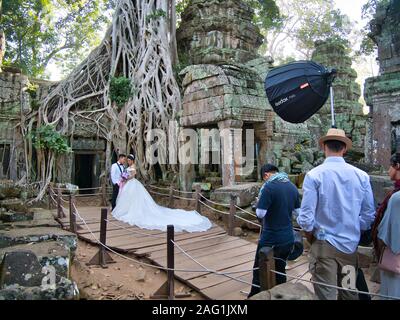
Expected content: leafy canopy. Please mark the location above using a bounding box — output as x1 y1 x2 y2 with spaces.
1 0 111 77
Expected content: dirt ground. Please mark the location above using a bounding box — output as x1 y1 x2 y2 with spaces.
71 239 206 300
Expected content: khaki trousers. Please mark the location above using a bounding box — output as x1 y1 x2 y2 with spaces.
309 240 359 300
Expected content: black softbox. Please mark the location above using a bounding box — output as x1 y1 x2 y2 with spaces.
265 61 336 124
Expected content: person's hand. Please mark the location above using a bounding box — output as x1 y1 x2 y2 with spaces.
304 231 315 245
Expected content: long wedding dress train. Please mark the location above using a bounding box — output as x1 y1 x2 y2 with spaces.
112 178 212 232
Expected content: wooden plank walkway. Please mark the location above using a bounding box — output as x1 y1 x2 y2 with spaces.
57 206 314 299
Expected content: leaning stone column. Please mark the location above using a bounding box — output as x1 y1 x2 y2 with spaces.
254 119 273 178
255 110 275 170
218 119 243 186
178 128 197 191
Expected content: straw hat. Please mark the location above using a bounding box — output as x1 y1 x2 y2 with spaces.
319 128 352 150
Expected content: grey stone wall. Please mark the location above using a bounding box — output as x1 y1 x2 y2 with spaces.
0 71 29 180
364 0 400 168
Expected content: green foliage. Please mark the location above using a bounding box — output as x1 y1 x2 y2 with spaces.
176 0 190 24
245 0 282 30
30 125 71 154
26 81 39 97
359 0 391 55
26 81 40 109
275 56 296 65
293 144 303 152
174 51 191 93
262 0 355 60
145 9 167 23
295 7 352 56
2 0 111 78
109 76 133 109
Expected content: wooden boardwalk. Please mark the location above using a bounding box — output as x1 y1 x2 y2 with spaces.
57 206 313 300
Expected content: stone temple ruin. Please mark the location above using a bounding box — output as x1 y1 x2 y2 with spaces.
0 0 398 201
364 0 400 168
175 0 371 201
0 0 399 300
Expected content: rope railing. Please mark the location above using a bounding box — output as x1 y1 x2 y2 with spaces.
147 184 170 192
67 198 398 300
269 269 400 300
199 200 229 216
53 182 399 300
199 194 230 208
234 215 261 228
53 186 103 192
171 240 260 289
235 205 258 218
148 189 170 197
172 188 195 195
105 218 165 239
74 192 103 197
70 204 256 276
172 194 196 201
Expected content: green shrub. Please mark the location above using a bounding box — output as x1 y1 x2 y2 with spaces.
109 76 133 109
30 125 71 154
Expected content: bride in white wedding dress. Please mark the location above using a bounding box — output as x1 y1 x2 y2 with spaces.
112 154 212 232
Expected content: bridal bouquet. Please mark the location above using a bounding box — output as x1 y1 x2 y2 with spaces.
118 172 130 193
120 172 130 182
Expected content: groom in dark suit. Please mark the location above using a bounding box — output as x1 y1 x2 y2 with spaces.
110 154 126 210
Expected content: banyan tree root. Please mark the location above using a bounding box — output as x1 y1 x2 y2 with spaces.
22 0 181 201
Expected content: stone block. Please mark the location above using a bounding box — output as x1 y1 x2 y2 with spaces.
369 175 393 205
0 241 71 279
302 149 315 164
0 278 78 300
0 211 34 223
0 182 22 199
210 182 261 207
301 161 314 173
248 282 317 300
0 227 77 251
279 157 291 173
191 182 212 191
233 227 243 236
0 199 29 213
205 177 222 187
9 219 60 229
0 251 56 288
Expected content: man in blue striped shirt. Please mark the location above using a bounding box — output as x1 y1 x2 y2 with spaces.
297 128 375 300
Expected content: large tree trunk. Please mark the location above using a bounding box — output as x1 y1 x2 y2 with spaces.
169 0 179 66
23 0 181 201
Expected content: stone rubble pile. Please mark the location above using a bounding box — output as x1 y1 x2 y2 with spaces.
0 180 79 300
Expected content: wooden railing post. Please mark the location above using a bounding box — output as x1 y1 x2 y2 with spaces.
101 183 107 207
195 185 201 213
57 188 63 218
167 224 175 300
169 184 174 207
150 224 176 299
69 193 77 233
259 247 276 290
228 194 237 236
87 208 115 268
